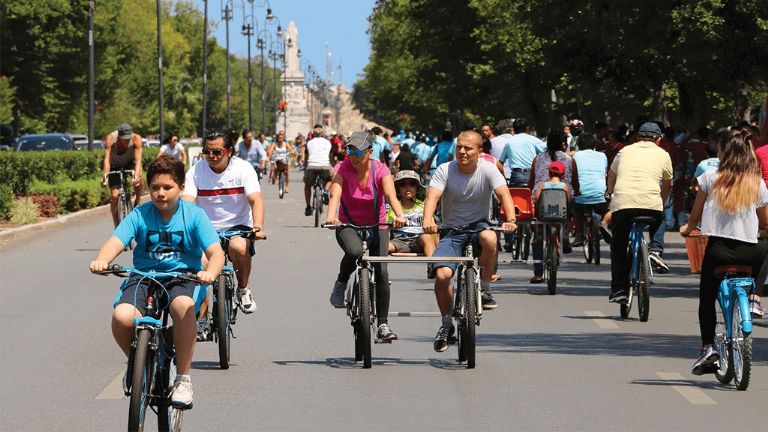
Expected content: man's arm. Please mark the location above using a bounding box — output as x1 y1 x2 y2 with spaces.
103 133 113 176
660 179 672 202
494 185 518 232
606 169 617 195
247 191 265 239
133 134 143 182
422 186 443 234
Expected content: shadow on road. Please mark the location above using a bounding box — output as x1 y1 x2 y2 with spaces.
272 357 468 370
631 377 731 392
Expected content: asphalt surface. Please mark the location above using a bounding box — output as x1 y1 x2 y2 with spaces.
1 169 766 431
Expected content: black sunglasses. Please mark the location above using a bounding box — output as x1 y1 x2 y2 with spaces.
202 147 225 156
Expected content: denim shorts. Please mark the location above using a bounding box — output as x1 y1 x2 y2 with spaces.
432 221 490 273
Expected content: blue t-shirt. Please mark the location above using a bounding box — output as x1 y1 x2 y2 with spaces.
372 135 387 161
113 200 220 273
429 140 456 166
498 133 547 170
573 149 608 204
693 157 720 179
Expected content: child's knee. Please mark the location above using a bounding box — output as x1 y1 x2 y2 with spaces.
112 304 139 327
170 296 195 318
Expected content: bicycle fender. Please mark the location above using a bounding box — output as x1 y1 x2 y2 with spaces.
134 316 162 327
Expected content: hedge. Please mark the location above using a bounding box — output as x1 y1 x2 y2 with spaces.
28 178 110 214
0 147 159 197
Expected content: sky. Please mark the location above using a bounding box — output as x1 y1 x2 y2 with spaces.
201 0 375 88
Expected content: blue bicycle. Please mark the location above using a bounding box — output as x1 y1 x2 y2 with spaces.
620 217 655 321
712 264 755 390
101 265 205 432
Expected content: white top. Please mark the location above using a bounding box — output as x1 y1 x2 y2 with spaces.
184 156 261 231
305 137 333 167
159 143 185 160
698 169 768 244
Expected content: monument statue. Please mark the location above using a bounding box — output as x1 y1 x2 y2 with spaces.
276 21 310 139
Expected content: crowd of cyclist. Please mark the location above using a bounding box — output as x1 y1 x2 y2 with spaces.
91 114 768 410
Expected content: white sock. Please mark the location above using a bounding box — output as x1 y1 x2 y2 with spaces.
175 374 191 383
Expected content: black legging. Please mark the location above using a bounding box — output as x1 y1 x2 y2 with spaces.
335 227 390 324
698 236 768 345
609 208 664 294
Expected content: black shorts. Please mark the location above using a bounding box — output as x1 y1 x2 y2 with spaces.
572 201 609 217
303 167 333 186
107 165 135 188
115 274 197 316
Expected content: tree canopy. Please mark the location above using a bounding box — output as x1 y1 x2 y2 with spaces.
0 0 283 138
354 0 768 132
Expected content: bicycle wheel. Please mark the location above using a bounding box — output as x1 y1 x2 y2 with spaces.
214 275 231 369
358 268 372 368
591 217 601 265
521 224 531 261
128 329 152 432
546 226 558 295
621 251 634 319
582 219 593 264
637 243 651 322
350 278 363 362
157 327 184 432
730 295 752 390
714 302 733 384
463 266 477 369
278 172 285 199
313 187 322 228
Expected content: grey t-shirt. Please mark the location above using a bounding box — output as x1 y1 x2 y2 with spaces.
698 169 768 244
429 159 507 226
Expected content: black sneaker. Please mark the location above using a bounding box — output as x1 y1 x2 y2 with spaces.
649 251 669 274
322 191 329 205
609 290 628 304
481 291 498 310
433 325 454 352
692 345 719 375
304 206 312 216
426 263 436 280
376 323 398 343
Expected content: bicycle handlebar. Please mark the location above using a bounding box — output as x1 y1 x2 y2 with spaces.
97 264 198 281
218 227 266 241
102 169 136 181
322 222 392 230
439 225 508 234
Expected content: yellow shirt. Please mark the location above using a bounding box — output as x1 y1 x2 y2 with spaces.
610 141 673 212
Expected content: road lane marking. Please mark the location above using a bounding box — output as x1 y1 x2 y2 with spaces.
584 310 620 329
96 371 125 400
655 372 716 405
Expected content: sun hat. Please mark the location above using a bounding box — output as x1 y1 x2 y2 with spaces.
393 170 425 189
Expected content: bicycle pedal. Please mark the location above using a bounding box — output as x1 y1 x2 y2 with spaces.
375 338 392 344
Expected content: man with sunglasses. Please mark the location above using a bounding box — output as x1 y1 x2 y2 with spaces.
182 131 266 315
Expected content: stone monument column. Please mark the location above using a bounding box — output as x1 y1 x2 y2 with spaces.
277 21 311 140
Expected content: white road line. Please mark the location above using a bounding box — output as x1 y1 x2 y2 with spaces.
584 310 620 329
655 372 716 405
96 371 125 400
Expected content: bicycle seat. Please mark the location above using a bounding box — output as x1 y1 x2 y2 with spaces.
631 216 658 224
714 265 753 278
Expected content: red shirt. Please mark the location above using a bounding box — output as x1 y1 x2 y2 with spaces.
756 145 768 187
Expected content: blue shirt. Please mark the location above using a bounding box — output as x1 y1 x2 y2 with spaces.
694 157 720 179
498 133 547 170
429 140 456 167
114 200 220 273
573 149 608 204
412 142 430 163
373 135 387 161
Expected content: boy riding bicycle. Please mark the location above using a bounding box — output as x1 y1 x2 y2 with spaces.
89 156 225 409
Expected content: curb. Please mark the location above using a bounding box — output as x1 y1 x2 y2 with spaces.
0 203 111 240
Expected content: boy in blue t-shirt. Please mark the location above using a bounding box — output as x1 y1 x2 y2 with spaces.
90 156 224 409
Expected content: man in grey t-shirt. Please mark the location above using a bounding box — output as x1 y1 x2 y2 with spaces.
423 130 517 353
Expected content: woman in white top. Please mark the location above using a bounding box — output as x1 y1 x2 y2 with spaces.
681 130 768 375
158 134 187 165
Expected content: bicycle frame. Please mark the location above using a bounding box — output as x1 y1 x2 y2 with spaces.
718 276 755 337
629 222 654 284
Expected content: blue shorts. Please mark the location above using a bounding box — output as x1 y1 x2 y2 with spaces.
432 221 491 273
114 274 205 316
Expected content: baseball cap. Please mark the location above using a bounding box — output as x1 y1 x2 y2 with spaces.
638 122 663 138
346 131 374 151
117 123 133 139
548 161 565 176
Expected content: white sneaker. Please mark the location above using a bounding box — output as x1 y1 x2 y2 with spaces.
237 287 257 314
170 377 193 409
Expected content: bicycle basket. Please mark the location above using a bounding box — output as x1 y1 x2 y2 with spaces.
535 189 568 222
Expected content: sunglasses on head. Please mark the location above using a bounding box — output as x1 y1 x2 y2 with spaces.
346 147 367 157
202 147 225 156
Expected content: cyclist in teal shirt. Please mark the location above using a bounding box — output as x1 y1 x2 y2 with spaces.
424 130 456 172
90 156 225 409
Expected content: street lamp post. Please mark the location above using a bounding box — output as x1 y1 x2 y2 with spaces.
241 0 255 130
257 36 265 133
157 0 165 142
87 1 95 150
201 0 208 139
222 0 233 129
283 37 292 134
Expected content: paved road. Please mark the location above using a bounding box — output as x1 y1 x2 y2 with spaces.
1 169 766 431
